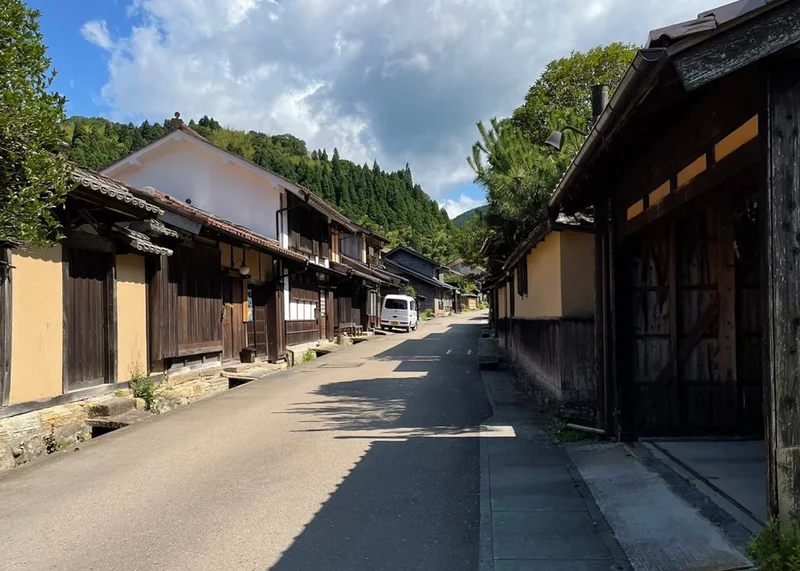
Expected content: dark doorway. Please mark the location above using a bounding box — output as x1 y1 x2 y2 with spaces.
64 247 113 392
249 285 268 357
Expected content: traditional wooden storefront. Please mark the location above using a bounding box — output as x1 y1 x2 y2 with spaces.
130 186 307 370
500 220 597 421
0 168 176 416
548 0 800 521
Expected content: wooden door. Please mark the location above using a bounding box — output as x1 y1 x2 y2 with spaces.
250 286 268 356
222 275 246 362
319 288 328 341
65 247 112 391
266 281 284 362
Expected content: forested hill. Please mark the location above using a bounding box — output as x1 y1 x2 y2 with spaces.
64 115 456 262
452 205 487 228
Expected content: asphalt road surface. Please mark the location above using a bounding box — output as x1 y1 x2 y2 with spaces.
0 311 492 571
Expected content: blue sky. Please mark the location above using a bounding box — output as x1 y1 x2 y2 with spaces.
29 0 713 217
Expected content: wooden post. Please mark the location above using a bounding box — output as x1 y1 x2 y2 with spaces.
0 248 11 407
593 201 608 432
762 58 800 523
717 202 738 428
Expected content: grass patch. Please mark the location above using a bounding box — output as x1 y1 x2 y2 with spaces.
747 519 800 570
420 309 435 321
301 349 317 363
129 366 161 411
550 417 597 443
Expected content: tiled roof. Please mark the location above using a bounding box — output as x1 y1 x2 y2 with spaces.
383 258 454 290
385 245 446 269
340 255 391 285
124 186 308 263
72 167 164 216
111 225 174 257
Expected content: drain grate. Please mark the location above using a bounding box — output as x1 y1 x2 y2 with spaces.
318 362 365 369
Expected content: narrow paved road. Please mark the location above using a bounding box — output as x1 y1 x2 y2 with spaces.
0 311 492 571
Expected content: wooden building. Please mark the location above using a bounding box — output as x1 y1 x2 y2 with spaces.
488 219 596 420
384 246 455 316
0 168 177 417
546 0 800 522
102 118 354 352
125 186 307 371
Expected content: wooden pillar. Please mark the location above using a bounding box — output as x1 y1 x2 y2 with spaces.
0 248 11 406
762 58 800 523
717 202 738 428
593 201 608 432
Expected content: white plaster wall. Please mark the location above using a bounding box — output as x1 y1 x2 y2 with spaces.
105 135 282 240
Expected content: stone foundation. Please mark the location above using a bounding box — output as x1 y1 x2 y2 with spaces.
0 361 287 472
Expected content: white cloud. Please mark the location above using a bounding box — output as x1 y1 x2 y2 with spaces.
82 0 714 199
80 20 113 50
442 194 486 219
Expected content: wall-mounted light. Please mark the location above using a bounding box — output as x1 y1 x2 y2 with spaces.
234 258 250 277
544 125 589 152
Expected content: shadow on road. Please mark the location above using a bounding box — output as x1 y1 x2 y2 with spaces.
270 318 491 570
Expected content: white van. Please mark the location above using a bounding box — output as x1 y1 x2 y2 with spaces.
380 295 418 333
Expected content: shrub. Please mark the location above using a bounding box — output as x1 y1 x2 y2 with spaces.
129 366 160 411
301 349 317 363
747 519 800 571
421 309 435 321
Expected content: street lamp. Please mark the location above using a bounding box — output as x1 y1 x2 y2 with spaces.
544 125 589 152
544 84 609 152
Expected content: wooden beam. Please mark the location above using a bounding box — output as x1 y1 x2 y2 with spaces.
668 222 680 426
762 58 800 523
0 248 11 407
717 201 738 428
624 139 758 238
617 69 759 210
106 251 118 384
594 201 607 432
674 0 800 91
63 232 114 254
636 296 720 424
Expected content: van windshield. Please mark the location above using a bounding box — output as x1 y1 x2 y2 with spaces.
384 299 408 310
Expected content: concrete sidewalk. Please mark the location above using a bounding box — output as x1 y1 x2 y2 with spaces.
479 368 630 571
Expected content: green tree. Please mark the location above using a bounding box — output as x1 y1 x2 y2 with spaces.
512 42 638 142
0 0 72 246
466 43 637 271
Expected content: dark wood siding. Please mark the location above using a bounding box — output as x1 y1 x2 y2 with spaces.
507 317 596 423
627 200 762 436
286 271 319 346
386 250 438 278
148 244 222 367
174 245 222 357
334 281 364 331
249 285 268 356
64 247 114 391
222 275 246 362
287 193 330 259
341 234 363 260
266 280 285 361
286 321 319 346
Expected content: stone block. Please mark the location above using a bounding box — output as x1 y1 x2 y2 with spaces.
86 398 133 419
39 404 86 427
132 398 147 410
1 412 42 438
